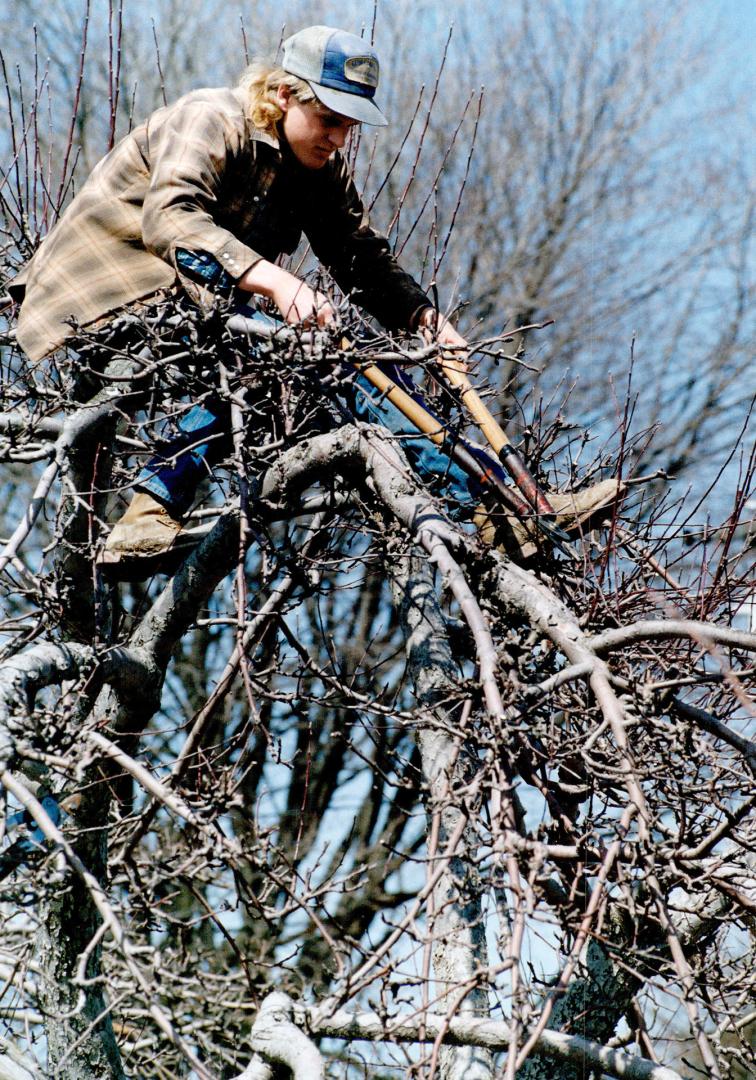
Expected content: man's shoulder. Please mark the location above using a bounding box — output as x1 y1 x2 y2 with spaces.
171 86 243 114
158 87 278 150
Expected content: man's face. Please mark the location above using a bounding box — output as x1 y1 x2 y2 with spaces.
277 86 360 169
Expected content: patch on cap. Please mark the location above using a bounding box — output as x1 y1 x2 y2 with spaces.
344 56 379 88
282 25 389 125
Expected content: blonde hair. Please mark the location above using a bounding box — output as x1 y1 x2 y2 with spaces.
236 62 316 135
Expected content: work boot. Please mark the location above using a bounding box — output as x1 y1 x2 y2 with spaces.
549 478 627 531
97 492 185 577
476 478 626 561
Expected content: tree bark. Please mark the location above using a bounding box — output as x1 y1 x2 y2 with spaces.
390 545 494 1080
35 821 126 1080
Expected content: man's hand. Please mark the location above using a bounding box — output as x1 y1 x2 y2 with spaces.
418 307 469 372
238 260 335 328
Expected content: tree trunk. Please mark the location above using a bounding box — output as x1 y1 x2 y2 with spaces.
35 800 125 1080
390 545 494 1080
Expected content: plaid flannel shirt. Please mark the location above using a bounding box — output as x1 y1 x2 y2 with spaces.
10 87 430 361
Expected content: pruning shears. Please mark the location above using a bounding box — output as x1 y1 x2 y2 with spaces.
226 309 571 551
352 352 572 551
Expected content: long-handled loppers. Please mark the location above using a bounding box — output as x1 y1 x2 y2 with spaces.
227 310 572 551
351 353 573 550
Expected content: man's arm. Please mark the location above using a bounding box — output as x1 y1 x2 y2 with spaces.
141 97 336 329
237 260 336 328
140 96 264 288
304 155 437 334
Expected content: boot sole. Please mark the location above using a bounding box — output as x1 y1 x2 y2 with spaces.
96 538 200 581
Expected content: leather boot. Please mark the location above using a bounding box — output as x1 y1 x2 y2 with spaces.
476 478 626 561
97 492 184 568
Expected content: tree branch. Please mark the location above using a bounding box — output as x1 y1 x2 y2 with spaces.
587 620 756 654
300 1005 688 1080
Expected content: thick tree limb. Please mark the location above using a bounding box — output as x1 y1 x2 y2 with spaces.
232 993 324 1080
228 996 688 1080
298 1005 689 1080
390 546 494 1080
0 640 161 766
587 620 756 654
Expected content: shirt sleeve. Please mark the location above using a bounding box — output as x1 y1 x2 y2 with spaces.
304 155 432 332
141 99 263 283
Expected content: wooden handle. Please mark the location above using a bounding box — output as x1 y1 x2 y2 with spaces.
357 362 534 518
437 359 557 517
437 361 511 456
357 362 447 446
351 341 557 521
345 339 449 446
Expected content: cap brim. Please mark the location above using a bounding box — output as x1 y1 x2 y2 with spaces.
308 81 388 126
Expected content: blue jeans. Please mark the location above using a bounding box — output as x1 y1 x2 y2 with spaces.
137 398 229 516
351 374 477 517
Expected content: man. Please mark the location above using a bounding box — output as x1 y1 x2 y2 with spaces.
10 26 477 566
10 25 619 571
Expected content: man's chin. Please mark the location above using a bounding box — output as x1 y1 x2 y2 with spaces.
309 148 333 168
293 148 331 170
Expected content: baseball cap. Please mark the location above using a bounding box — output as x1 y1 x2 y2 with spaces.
282 26 388 126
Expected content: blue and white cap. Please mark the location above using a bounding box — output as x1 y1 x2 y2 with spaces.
282 26 388 127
